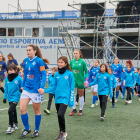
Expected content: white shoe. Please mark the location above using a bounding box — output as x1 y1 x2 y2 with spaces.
139 98 140 101
6 126 15 134
75 102 78 106
128 100 132 104
110 99 112 102
90 104 95 108
125 100 128 105
96 100 99 106
13 124 18 130
115 99 118 103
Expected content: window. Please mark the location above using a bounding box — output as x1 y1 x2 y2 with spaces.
0 28 6 36
32 28 39 37
43 28 52 37
15 28 23 36
8 28 14 36
53 28 58 37
24 28 32 37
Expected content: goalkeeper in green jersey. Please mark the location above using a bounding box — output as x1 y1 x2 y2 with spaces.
69 49 88 116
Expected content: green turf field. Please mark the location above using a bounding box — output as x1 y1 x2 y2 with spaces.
0 81 140 140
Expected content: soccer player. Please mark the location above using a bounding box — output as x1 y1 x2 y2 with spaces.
3 64 22 133
44 67 57 115
69 49 88 116
108 68 117 108
123 65 135 104
0 54 7 93
84 63 113 121
7 53 18 66
111 58 123 102
19 44 46 138
88 60 100 108
38 56 74 140
136 68 140 100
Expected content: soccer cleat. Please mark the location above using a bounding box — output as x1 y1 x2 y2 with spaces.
75 102 78 106
128 100 132 104
78 110 82 116
60 132 67 140
19 129 31 138
125 100 128 105
69 109 77 116
100 116 104 121
6 125 15 134
96 100 99 106
31 130 39 138
44 109 50 115
115 99 118 103
110 99 112 102
120 97 125 99
13 123 18 130
132 95 134 99
55 132 67 140
112 103 115 108
90 104 95 108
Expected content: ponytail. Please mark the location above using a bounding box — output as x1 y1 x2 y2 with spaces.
126 60 133 67
43 58 50 64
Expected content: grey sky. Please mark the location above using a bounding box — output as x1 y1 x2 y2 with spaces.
0 0 116 13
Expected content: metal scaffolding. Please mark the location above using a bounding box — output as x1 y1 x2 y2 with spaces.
57 2 140 68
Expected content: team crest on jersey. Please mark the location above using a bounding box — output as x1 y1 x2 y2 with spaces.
65 75 69 79
111 78 113 80
130 74 132 75
104 77 107 79
15 80 18 84
32 61 36 65
93 72 95 74
79 64 81 66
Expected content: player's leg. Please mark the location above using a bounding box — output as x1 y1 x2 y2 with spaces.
0 76 4 93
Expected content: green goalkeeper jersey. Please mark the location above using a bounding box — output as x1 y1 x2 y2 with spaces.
70 58 88 83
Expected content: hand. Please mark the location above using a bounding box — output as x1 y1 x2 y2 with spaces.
3 99 6 104
84 81 89 88
86 78 88 81
19 88 23 93
123 83 125 86
38 88 44 94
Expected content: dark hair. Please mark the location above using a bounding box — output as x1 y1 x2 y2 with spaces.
74 49 83 59
127 64 132 68
126 60 133 67
0 54 6 62
58 56 71 71
99 63 108 73
95 60 99 64
7 53 14 59
137 68 140 71
7 64 19 73
108 68 113 72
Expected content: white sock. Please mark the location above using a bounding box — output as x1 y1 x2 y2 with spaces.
79 96 84 110
73 97 76 110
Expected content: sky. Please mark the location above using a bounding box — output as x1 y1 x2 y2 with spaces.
0 0 117 13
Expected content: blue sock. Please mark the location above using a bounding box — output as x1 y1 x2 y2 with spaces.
35 114 41 131
131 89 134 95
21 113 30 130
116 91 119 99
123 86 126 97
92 96 97 104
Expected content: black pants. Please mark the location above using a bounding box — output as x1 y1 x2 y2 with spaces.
8 102 18 126
47 93 55 111
134 83 138 93
112 91 115 104
119 86 122 93
76 88 85 103
99 95 108 117
138 85 140 95
126 87 132 101
56 104 67 132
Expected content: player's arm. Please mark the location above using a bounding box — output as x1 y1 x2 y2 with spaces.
88 69 92 83
89 73 98 87
83 61 88 78
39 59 46 89
3 78 8 100
69 73 75 108
113 76 117 88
